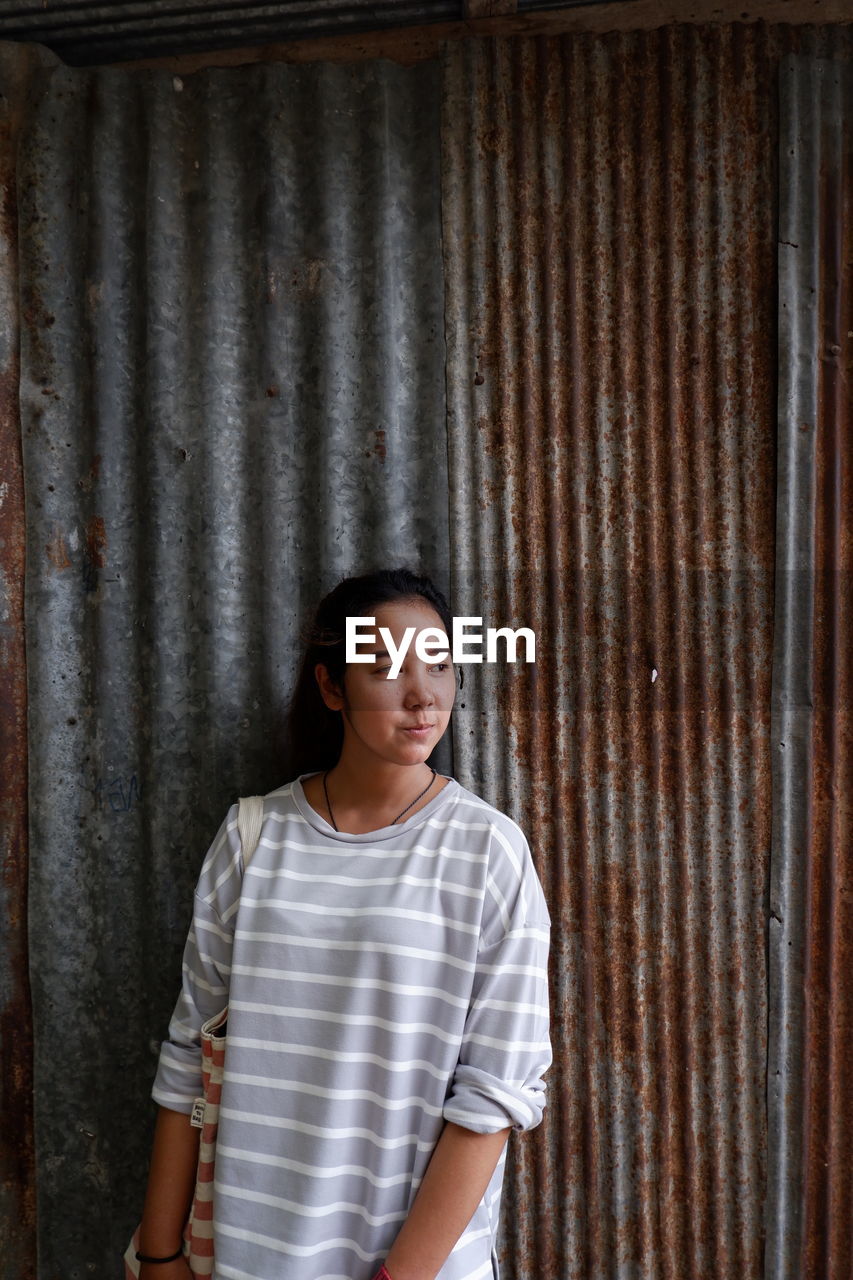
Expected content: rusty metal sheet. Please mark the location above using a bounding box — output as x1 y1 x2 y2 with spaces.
768 52 853 1280
443 26 779 1279
17 55 447 1276
0 41 58 1280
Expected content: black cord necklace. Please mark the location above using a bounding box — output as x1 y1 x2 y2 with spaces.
322 768 437 833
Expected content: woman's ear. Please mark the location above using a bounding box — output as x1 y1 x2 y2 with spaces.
315 662 345 711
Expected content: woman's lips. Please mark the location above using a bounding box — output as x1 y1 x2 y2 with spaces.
401 724 434 736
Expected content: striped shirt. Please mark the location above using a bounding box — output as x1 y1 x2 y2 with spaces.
153 774 552 1280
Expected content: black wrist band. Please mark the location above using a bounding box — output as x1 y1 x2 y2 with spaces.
135 1247 183 1264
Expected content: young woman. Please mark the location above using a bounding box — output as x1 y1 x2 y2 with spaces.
135 568 551 1280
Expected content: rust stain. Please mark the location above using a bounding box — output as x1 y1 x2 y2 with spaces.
85 515 107 568
0 70 37 1277
77 453 102 493
45 527 71 570
265 257 327 304
295 259 324 296
373 429 387 463
81 515 108 593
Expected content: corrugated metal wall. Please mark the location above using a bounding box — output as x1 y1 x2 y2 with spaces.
1 20 851 1280
16 53 448 1277
0 0 632 67
442 27 777 1280
0 41 56 1280
0 2 460 65
768 52 852 1280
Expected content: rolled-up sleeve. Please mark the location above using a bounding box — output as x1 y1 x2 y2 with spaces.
443 822 552 1134
151 805 242 1113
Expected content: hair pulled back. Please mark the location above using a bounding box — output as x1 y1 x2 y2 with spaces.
286 567 453 776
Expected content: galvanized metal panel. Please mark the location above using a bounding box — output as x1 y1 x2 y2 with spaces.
768 52 852 1280
443 27 778 1279
18 55 447 1276
0 40 58 1280
0 0 459 65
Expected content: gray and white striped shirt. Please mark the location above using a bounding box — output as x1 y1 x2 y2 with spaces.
153 775 551 1280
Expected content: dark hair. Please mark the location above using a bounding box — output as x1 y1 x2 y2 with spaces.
286 568 453 776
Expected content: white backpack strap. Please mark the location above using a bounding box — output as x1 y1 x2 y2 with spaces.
237 795 265 871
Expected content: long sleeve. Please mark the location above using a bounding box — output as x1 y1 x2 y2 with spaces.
151 804 243 1112
442 816 552 1134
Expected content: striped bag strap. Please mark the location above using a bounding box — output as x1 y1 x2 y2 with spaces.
237 795 264 871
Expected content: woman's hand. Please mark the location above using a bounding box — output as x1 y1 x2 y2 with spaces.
136 1107 200 1280
138 1257 192 1280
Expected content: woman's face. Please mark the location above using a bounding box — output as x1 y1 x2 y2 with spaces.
317 597 456 770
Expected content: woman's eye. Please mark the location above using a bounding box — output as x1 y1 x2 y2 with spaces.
430 663 450 673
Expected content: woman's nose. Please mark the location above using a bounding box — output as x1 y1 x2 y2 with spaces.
405 672 435 707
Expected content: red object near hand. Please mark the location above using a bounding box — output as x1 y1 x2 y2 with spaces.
371 1267 393 1280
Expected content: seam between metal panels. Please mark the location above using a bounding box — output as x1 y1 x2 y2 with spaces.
767 49 853 1280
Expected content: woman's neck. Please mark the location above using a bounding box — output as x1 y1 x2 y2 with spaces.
311 757 441 835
